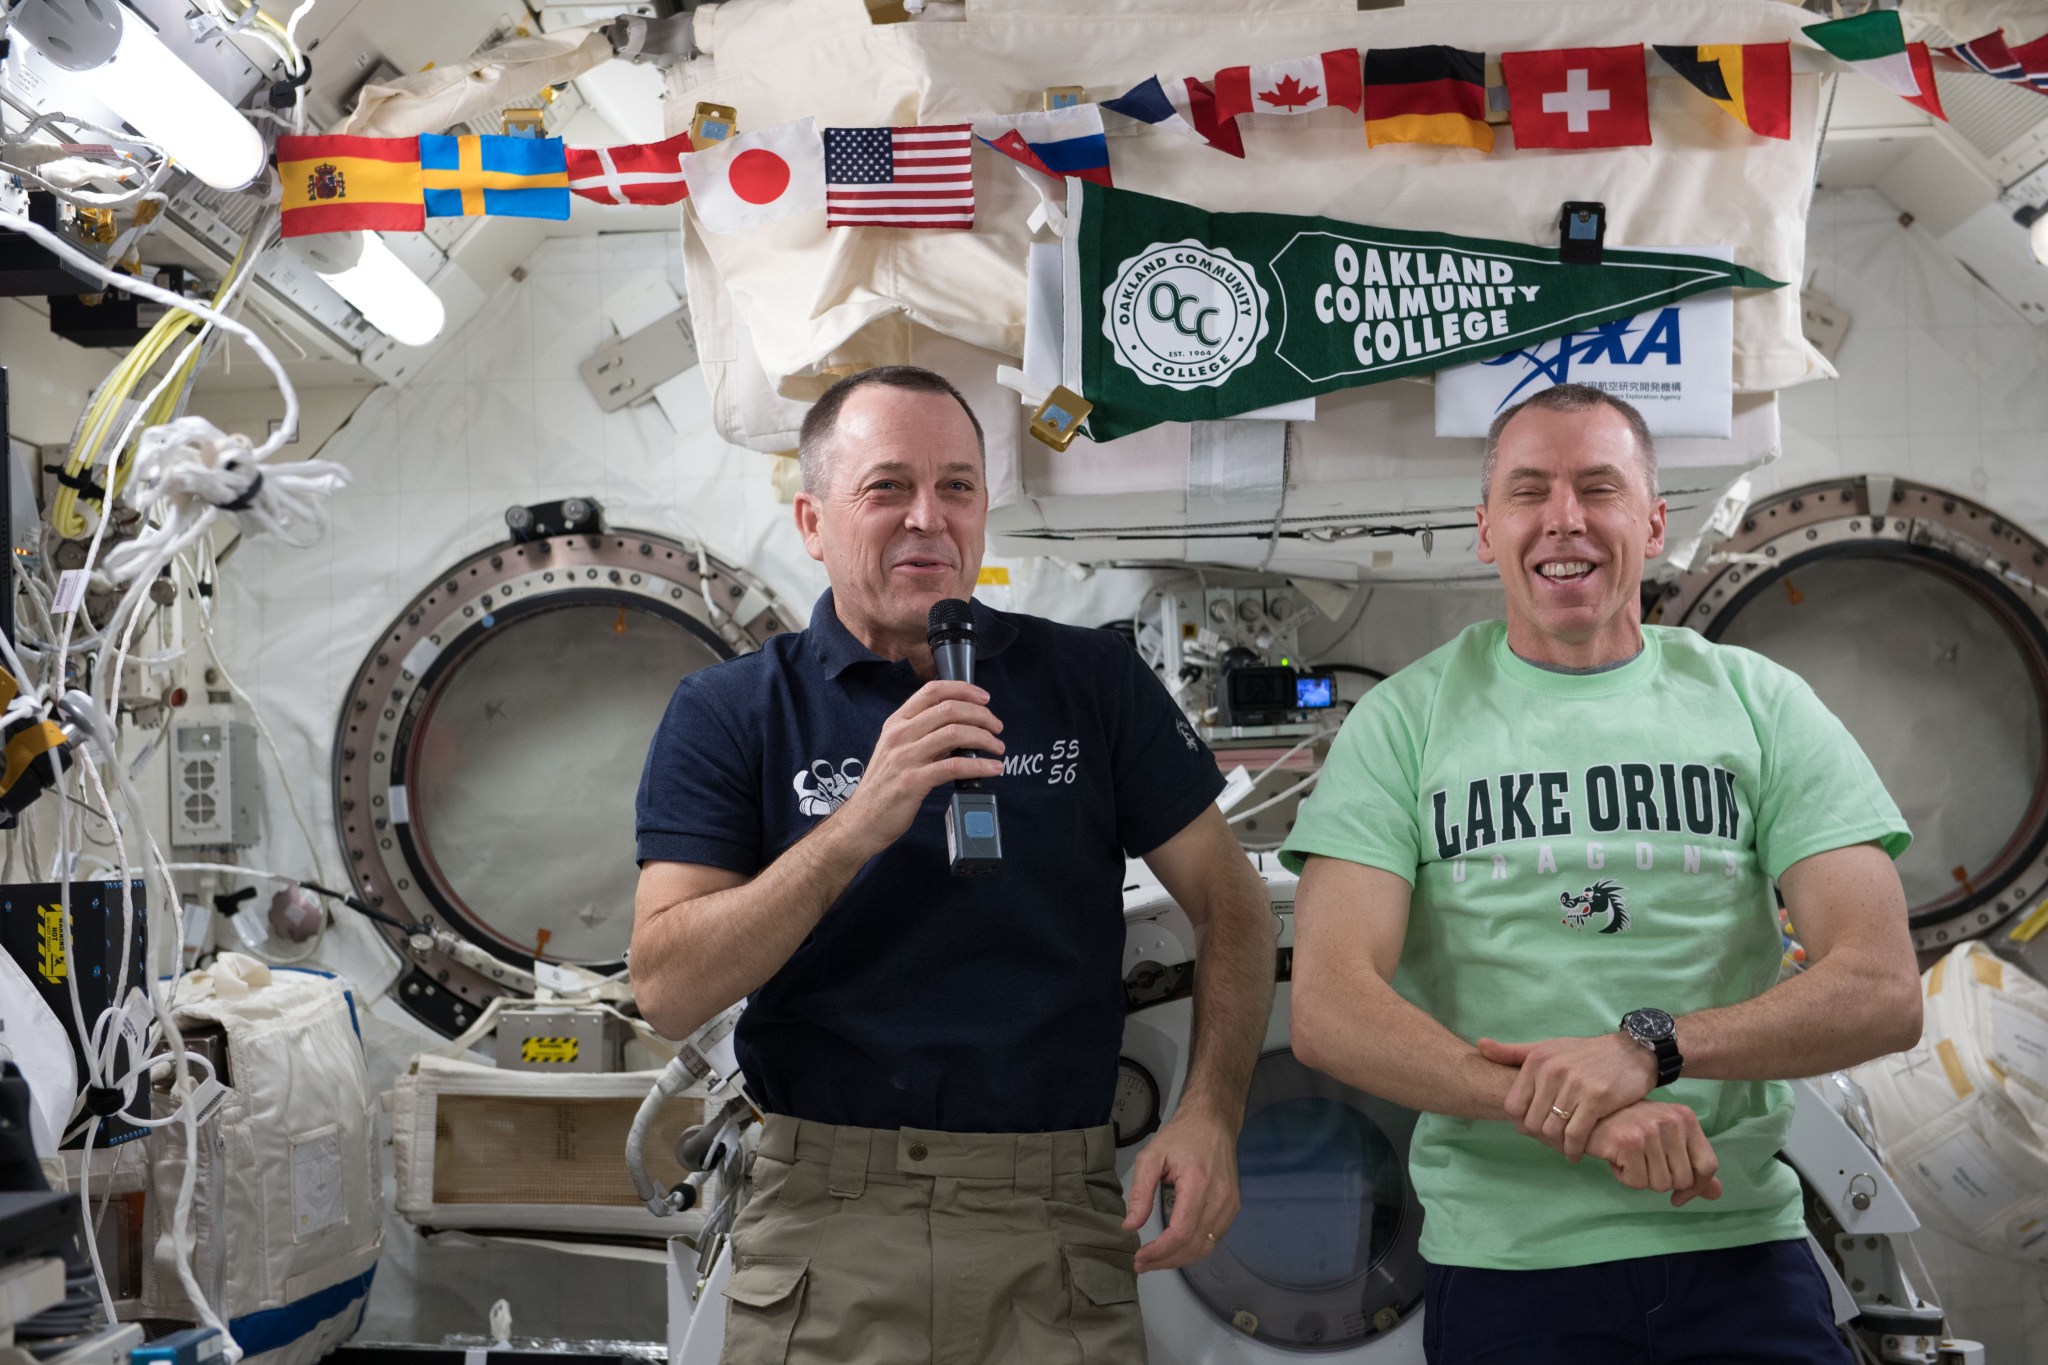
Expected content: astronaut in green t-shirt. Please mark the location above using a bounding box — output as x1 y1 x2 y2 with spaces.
1282 384 1919 1364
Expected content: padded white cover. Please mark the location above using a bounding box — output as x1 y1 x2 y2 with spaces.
1851 942 2048 1263
141 960 381 1365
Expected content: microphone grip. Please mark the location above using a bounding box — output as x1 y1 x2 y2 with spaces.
932 638 975 688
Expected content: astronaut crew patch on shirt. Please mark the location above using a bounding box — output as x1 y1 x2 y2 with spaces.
1432 761 1747 931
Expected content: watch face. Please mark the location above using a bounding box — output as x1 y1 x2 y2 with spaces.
1627 1008 1676 1042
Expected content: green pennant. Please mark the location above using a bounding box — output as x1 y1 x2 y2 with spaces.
1063 182 1783 442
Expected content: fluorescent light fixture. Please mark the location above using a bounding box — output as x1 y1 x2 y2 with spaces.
291 231 446 347
14 0 264 192
2032 210 2048 268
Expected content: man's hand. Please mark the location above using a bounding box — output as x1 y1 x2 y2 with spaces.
838 680 1005 851
1583 1100 1722 1207
1123 1106 1242 1273
1477 1033 1658 1160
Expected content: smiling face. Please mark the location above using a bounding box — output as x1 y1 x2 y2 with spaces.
794 383 987 664
1475 402 1667 668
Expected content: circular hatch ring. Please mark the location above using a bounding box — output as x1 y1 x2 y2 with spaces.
333 526 790 1036
1653 476 2048 953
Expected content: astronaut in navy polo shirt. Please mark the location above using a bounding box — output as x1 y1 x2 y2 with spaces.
632 365 1275 1365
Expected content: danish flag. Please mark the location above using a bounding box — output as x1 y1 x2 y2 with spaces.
565 132 694 206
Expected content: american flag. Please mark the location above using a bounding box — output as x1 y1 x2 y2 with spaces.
823 124 975 229
1946 31 2048 94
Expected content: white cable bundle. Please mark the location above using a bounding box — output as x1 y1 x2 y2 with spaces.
101 416 350 584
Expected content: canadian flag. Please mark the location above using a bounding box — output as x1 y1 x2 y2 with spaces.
565 132 694 206
1212 50 1363 120
681 118 827 233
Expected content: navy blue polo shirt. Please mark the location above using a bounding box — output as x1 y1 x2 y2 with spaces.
635 589 1224 1133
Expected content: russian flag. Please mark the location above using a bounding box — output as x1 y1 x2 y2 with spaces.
1103 75 1245 157
974 106 1113 186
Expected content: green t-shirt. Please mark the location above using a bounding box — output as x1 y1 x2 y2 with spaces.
1279 621 1910 1271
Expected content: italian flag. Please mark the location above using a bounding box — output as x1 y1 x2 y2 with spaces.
1805 11 1947 120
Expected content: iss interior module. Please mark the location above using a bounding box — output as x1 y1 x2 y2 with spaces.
333 504 788 1036
1656 475 2048 957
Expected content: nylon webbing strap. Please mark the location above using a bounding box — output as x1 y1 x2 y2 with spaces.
1187 420 1287 526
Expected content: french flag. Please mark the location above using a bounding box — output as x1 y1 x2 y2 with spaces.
974 105 1113 186
1102 75 1245 158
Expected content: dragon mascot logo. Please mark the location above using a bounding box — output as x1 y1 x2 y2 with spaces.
1560 879 1630 934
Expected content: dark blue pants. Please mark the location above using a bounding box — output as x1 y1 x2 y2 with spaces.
1423 1239 1853 1365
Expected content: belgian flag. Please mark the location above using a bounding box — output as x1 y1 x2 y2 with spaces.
1363 47 1493 151
1655 44 1792 139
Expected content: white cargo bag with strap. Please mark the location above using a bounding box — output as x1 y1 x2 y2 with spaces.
142 955 381 1365
1850 941 2048 1262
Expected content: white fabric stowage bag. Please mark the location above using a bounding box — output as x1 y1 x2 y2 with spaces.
142 957 381 1365
1851 942 2048 1263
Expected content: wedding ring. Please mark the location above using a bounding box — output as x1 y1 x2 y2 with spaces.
1550 1104 1573 1121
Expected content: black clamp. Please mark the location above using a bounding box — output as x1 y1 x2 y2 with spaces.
219 470 264 512
268 56 314 110
84 1086 126 1118
52 466 108 501
1559 201 1607 265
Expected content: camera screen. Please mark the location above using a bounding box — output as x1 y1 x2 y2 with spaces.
1295 675 1334 709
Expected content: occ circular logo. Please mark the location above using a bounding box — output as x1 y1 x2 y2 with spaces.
1102 241 1268 390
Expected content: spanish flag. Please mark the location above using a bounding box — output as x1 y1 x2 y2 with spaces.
1363 47 1493 151
1655 44 1793 139
277 135 425 238
420 134 571 221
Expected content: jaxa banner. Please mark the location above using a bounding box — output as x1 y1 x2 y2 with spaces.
1433 249 1736 438
1062 182 1781 442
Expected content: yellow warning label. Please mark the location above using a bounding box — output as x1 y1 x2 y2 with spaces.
35 905 64 984
977 567 1010 586
520 1036 579 1064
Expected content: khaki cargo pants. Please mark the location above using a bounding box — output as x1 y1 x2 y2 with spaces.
720 1115 1146 1365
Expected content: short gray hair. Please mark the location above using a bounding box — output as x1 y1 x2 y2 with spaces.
796 365 986 497
1481 383 1658 503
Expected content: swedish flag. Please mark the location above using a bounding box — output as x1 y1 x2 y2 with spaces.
419 134 570 220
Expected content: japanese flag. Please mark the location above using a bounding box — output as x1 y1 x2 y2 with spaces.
682 118 826 233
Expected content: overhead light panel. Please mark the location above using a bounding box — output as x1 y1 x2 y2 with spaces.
290 231 446 347
13 0 265 192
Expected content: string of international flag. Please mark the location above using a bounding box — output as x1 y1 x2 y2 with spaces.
278 11 2038 242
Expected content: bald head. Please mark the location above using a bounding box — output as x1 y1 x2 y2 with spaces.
1481 384 1657 504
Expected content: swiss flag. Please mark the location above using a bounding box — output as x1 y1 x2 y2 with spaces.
1502 45 1652 149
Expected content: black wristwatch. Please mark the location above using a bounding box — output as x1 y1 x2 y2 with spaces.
1621 1008 1683 1087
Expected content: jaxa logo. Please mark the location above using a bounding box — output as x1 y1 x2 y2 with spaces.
1560 879 1629 934
1482 307 1682 412
308 163 346 201
1175 719 1198 752
793 758 863 817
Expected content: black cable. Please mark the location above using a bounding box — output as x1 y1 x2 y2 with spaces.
300 879 420 934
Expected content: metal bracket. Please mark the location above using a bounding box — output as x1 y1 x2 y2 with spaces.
580 307 699 412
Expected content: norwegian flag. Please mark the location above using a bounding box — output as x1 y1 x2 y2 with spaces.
565 132 694 205
1946 30 2048 94
823 124 975 229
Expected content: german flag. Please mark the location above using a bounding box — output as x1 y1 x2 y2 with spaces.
1655 44 1792 139
1363 47 1493 151
277 135 424 238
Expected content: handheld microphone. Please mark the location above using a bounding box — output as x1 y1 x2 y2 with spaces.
928 599 1002 876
